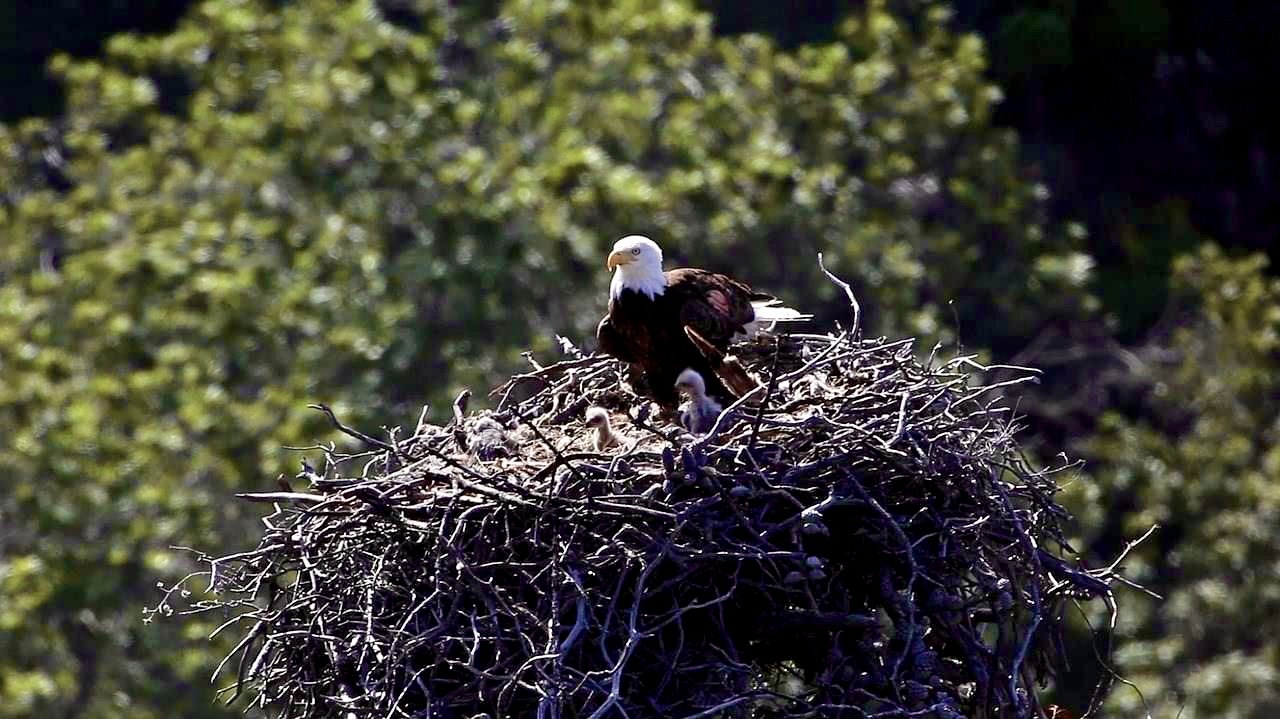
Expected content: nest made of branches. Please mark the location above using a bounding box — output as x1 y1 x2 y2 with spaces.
163 287 1142 719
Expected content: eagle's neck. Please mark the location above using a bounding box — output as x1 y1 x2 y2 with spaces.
610 263 667 300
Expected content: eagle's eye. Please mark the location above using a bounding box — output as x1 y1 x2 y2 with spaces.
631 247 641 255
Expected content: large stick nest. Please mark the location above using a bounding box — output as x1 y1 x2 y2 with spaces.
163 300 1138 719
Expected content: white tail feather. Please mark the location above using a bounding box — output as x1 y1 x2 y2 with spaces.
750 300 812 323
739 300 811 338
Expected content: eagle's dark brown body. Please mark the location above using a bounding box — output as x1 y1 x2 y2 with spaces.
596 268 774 408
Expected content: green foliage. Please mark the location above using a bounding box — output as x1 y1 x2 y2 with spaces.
1093 201 1209 341
1069 245 1280 717
1 0 1096 716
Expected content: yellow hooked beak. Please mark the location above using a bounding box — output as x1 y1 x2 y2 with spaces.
607 250 632 271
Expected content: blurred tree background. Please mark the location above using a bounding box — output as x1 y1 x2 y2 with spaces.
0 0 1276 717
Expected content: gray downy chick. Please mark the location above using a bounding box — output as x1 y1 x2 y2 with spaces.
675 368 723 435
468 415 517 460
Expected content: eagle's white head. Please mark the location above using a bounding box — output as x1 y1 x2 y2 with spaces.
607 235 667 300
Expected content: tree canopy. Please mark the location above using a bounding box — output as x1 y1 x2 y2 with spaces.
1068 246 1280 717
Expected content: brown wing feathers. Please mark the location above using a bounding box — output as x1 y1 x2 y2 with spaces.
599 261 775 407
667 269 757 346
595 316 634 363
683 325 760 398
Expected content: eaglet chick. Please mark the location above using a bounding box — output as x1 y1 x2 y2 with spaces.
584 406 622 452
675 368 723 435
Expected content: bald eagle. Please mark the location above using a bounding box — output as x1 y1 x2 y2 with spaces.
596 235 808 408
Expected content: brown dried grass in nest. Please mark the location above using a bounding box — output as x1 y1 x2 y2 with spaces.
160 278 1146 719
